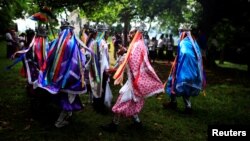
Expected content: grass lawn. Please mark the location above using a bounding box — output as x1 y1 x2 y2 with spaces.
0 40 249 141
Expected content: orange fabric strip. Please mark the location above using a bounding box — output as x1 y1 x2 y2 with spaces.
113 31 141 85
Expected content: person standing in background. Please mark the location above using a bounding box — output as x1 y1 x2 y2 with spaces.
114 32 122 60
148 37 157 63
5 28 17 59
166 34 174 65
18 33 27 50
144 33 150 54
92 25 113 114
157 34 165 60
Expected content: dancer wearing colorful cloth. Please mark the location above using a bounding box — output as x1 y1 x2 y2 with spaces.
24 26 49 86
37 21 92 128
92 25 113 113
163 23 206 114
9 9 52 95
85 27 99 103
101 25 164 132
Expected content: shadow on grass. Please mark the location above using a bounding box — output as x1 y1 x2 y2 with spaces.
0 53 250 141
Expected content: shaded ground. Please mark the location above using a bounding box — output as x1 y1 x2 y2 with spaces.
0 40 249 141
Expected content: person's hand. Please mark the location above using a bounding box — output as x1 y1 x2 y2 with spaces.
155 93 163 99
11 54 16 60
106 67 117 74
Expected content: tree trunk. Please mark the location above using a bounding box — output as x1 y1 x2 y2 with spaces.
123 18 130 47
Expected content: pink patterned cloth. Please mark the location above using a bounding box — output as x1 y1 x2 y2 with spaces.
112 93 145 117
112 40 164 117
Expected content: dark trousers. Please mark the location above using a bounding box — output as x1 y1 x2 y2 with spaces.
7 45 15 58
170 94 191 108
92 72 109 113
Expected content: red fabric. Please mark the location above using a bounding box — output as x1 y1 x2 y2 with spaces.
112 39 164 117
128 41 163 97
30 12 48 22
113 31 142 84
20 67 27 78
53 34 71 82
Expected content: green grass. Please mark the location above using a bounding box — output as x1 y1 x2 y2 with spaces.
0 40 249 141
215 60 248 71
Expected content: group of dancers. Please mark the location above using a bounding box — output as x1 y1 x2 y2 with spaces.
9 8 206 131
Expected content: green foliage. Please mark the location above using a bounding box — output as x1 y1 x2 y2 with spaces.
0 0 32 33
84 1 122 25
0 0 203 39
110 23 123 34
138 0 182 20
156 0 202 34
210 18 236 51
182 0 203 26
